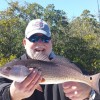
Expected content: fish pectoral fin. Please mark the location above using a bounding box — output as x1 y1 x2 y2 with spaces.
41 78 45 83
36 85 43 92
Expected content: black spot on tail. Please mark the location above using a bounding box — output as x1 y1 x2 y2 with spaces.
90 77 92 80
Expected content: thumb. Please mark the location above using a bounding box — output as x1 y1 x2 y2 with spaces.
36 85 43 92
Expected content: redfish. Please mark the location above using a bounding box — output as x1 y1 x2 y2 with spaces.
0 56 100 94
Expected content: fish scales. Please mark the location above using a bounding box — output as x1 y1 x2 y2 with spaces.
0 55 100 94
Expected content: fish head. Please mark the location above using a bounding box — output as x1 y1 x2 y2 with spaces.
0 65 30 82
3 65 29 75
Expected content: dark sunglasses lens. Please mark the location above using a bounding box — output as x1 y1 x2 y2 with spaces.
28 35 51 43
28 35 39 42
41 36 51 43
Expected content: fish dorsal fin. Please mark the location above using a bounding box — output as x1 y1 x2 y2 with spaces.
31 52 50 61
20 52 50 62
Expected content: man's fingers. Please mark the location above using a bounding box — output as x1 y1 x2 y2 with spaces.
21 69 40 87
28 76 42 91
36 85 43 92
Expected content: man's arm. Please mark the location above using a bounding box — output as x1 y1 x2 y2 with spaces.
0 59 19 100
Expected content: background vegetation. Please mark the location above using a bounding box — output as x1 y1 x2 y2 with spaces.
0 1 100 74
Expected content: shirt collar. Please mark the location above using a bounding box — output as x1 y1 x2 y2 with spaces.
49 51 56 60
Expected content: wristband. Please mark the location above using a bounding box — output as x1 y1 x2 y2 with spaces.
89 89 96 100
84 89 96 100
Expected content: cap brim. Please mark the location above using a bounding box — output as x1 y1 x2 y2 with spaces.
26 30 50 38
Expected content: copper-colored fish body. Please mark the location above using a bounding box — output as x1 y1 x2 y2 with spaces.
0 56 100 94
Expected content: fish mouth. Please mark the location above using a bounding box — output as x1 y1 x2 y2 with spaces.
1 68 10 76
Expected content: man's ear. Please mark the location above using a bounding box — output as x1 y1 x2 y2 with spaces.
22 38 26 46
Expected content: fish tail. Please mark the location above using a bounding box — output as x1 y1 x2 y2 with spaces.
90 73 100 94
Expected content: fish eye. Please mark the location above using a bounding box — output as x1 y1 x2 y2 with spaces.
5 67 11 70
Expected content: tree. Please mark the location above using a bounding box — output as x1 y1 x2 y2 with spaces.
67 10 100 73
0 2 99 73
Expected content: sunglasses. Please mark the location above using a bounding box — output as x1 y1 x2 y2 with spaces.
26 34 51 43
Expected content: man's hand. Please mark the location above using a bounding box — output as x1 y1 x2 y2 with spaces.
62 81 91 100
10 68 43 100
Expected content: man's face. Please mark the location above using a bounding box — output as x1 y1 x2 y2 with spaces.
23 33 52 59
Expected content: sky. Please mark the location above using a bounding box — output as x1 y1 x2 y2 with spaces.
0 0 100 20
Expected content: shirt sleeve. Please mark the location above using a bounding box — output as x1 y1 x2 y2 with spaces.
94 80 100 100
0 76 12 100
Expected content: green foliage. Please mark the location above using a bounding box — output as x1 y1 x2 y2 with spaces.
0 2 100 74
58 10 100 74
0 18 25 57
0 55 16 67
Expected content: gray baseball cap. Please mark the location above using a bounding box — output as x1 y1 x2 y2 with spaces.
25 19 51 38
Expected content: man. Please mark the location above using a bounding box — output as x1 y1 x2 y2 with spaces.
0 19 99 100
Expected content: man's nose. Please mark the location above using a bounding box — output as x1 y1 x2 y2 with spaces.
37 39 43 43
